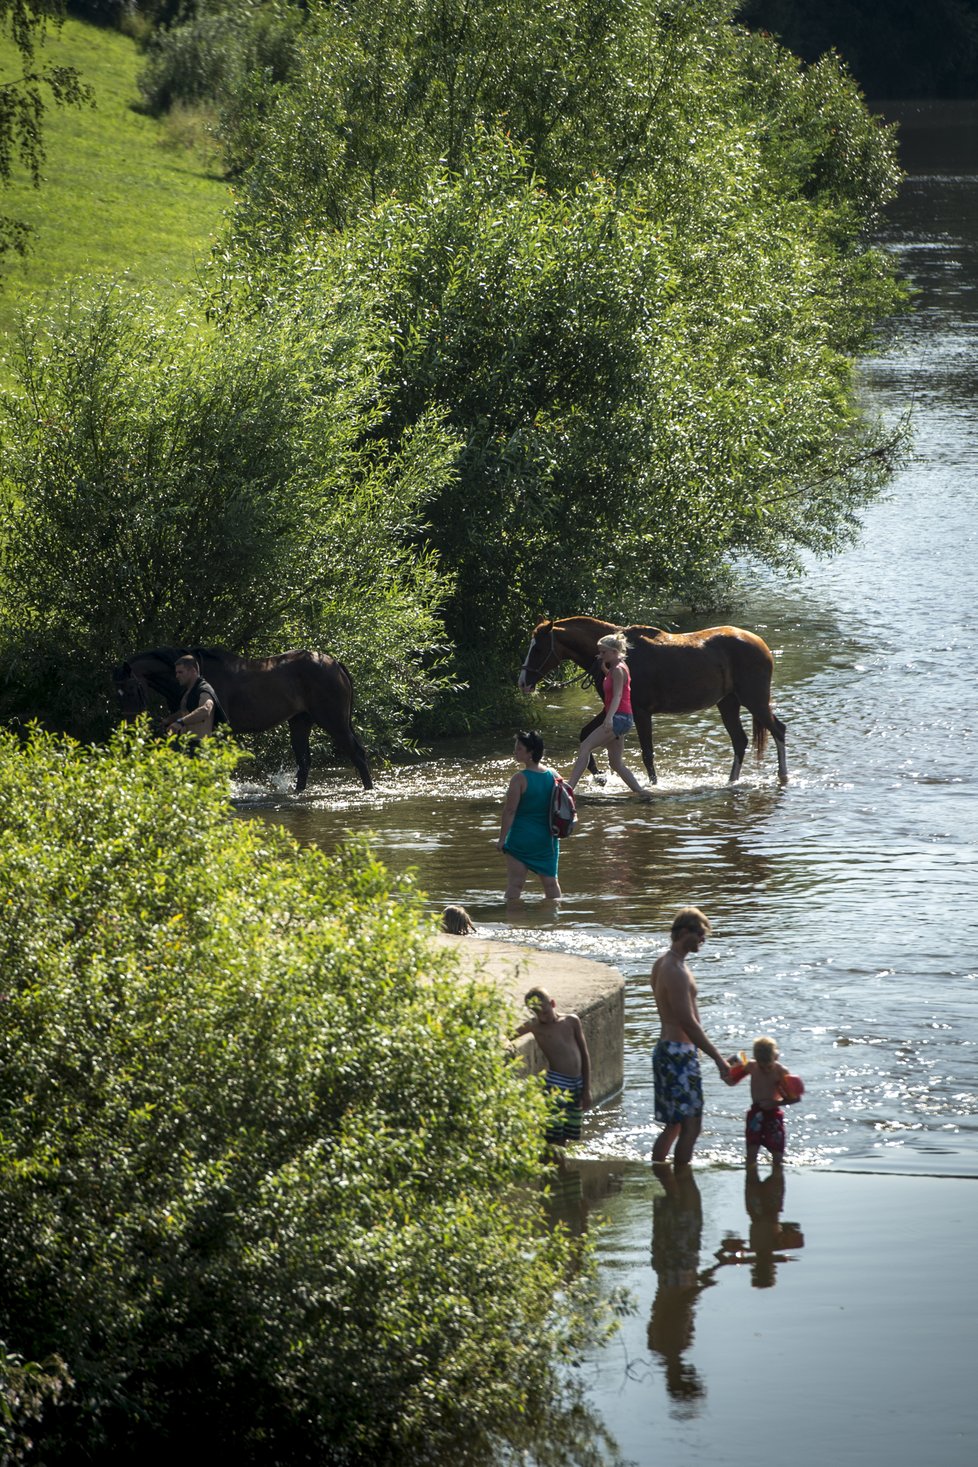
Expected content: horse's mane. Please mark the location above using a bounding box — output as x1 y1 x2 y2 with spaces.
623 624 666 642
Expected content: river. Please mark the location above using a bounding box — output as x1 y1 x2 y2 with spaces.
240 100 978 1464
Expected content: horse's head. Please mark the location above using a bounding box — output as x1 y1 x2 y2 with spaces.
518 620 563 692
112 661 150 721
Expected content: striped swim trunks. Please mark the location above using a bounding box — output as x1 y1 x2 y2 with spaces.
544 1069 584 1145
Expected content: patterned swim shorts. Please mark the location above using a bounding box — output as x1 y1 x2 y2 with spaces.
544 1070 584 1145
653 1041 703 1123
746 1103 786 1156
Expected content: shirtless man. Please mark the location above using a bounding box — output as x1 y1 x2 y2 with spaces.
514 986 592 1145
650 907 730 1166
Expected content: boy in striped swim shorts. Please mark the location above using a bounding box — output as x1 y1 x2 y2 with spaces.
514 986 592 1145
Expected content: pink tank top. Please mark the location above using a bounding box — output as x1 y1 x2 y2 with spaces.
603 662 632 715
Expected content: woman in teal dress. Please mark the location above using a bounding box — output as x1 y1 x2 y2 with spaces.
497 730 562 901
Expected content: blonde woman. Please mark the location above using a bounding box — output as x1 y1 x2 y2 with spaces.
566 631 651 797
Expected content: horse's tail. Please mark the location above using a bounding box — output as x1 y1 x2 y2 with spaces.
752 717 769 762
332 657 374 790
335 659 357 711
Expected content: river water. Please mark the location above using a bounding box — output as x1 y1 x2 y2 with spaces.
241 101 978 1463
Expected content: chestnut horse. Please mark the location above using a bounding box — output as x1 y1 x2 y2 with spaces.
517 616 787 785
113 646 373 793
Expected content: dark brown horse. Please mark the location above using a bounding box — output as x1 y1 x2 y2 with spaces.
113 646 373 793
517 616 787 785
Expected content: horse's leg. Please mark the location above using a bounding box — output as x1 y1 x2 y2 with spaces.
289 712 314 793
718 694 749 783
750 709 788 785
579 710 605 776
307 669 374 790
634 708 657 784
344 723 374 790
774 715 788 785
320 710 374 789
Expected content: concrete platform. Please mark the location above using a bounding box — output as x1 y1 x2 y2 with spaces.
434 933 624 1103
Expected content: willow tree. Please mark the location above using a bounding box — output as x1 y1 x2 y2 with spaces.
215 3 905 705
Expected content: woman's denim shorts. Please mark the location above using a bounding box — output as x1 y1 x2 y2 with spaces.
612 713 634 737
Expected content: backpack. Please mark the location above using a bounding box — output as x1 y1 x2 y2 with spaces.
549 774 577 838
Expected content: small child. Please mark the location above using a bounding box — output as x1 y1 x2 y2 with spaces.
514 986 592 1145
442 904 476 935
725 1036 797 1169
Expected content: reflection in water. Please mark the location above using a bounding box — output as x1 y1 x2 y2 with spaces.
647 1164 710 1412
714 1171 805 1290
546 1158 627 1238
647 1164 806 1416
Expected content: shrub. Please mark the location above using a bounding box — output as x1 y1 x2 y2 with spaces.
0 726 613 1463
234 122 904 709
137 0 302 127
0 282 457 751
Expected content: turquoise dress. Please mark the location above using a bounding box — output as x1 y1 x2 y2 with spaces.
504 767 559 878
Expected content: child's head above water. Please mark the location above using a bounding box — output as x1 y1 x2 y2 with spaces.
442 904 475 935
753 1035 779 1065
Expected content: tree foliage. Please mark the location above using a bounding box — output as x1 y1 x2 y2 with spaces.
221 9 906 698
0 727 615 1463
3 1 911 727
0 282 457 748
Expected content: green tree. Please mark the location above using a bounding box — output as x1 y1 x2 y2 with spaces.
0 1 92 262
216 3 906 717
0 726 617 1463
230 113 903 705
0 282 457 748
226 0 743 246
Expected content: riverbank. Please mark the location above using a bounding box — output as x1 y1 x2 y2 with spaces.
568 1160 978 1467
434 932 624 1103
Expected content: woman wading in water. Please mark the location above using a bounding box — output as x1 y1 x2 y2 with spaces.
497 730 562 902
566 631 652 798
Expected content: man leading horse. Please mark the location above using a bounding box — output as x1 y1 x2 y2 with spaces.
162 654 227 746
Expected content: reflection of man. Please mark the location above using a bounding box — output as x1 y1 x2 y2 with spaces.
163 655 224 742
650 908 730 1165
648 1163 708 1407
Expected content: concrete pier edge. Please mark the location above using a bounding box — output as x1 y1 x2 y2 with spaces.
433 932 625 1104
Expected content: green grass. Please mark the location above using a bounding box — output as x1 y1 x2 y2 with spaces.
0 17 229 351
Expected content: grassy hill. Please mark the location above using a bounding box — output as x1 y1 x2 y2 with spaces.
0 17 229 350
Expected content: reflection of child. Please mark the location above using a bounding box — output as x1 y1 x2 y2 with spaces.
725 1036 798 1168
514 987 592 1145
